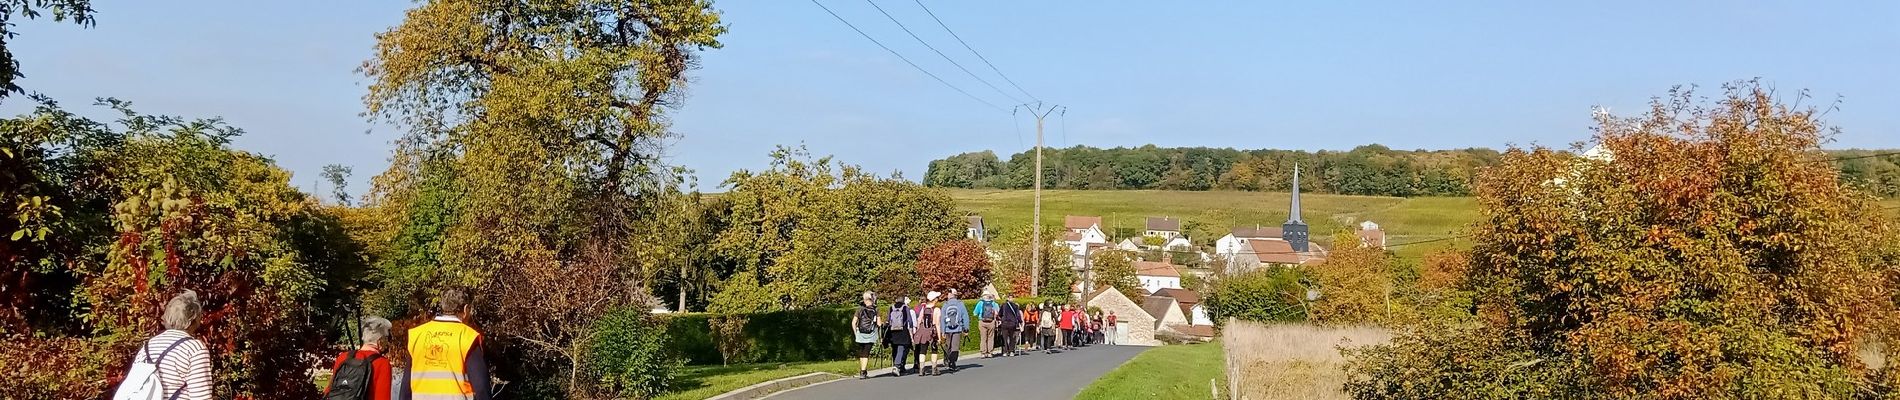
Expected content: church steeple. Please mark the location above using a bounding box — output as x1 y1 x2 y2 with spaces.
1287 164 1303 225
1283 164 1310 252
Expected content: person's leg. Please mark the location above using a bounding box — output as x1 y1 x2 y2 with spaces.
892 344 908 375
948 332 962 369
979 322 994 357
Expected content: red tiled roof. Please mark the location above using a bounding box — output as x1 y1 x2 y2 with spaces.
1065 216 1103 230
1247 240 1306 265
1062 231 1083 242
1134 261 1180 277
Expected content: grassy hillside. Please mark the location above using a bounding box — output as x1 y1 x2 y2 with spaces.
946 189 1477 260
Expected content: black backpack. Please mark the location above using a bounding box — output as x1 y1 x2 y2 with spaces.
324 351 379 400
856 307 879 334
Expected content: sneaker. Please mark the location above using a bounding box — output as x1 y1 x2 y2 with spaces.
859 370 868 379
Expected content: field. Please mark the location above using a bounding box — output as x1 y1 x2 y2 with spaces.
1076 343 1228 400
1222 321 1392 400
946 189 1478 260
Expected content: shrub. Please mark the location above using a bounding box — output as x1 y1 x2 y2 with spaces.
1204 267 1308 325
584 307 679 399
914 239 991 295
1347 82 1900 398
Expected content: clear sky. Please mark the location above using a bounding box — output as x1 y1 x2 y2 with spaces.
6 1 1897 193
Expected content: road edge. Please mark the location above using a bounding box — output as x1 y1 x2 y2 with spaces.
705 371 846 400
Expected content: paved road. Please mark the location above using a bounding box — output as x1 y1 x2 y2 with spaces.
768 345 1149 400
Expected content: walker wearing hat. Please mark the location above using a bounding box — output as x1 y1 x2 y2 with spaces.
911 293 943 376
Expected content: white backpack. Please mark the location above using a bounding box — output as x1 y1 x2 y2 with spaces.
113 338 193 400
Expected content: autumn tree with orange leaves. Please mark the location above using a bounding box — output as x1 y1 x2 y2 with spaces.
1346 81 1900 399
916 239 992 296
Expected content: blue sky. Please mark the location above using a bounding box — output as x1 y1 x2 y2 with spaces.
6 1 1897 193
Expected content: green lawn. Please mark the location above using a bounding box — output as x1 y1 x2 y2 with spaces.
1077 343 1227 400
949 189 1479 260
656 360 859 400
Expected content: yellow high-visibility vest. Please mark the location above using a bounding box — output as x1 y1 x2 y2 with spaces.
408 320 481 400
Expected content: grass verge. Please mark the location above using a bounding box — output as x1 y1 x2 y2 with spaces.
656 359 858 400
1076 343 1227 400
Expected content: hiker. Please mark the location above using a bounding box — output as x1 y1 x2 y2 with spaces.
1106 311 1119 345
885 296 916 376
995 294 1022 357
1039 303 1058 353
973 292 998 358
114 290 212 400
1021 304 1039 352
939 288 968 371
325 317 393 400
1057 304 1075 350
912 291 943 376
404 289 492 400
852 291 882 379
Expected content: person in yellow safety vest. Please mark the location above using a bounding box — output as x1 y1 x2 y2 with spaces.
402 289 492 400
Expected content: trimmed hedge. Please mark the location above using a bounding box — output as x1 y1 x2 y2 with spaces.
663 297 1070 365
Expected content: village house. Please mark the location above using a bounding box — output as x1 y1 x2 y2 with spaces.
1144 217 1181 240
1063 215 1110 270
1153 288 1213 326
1134 260 1182 294
1086 287 1161 346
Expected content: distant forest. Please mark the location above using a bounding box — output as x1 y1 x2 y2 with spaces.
922 145 1900 198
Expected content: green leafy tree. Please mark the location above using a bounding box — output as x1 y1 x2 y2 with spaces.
715 146 962 307
1089 249 1141 296
360 0 727 395
990 224 1072 297
321 164 352 205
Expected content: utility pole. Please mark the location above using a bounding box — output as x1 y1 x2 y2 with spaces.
1018 103 1064 297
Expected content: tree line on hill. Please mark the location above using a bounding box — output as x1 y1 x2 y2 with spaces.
924 144 1900 198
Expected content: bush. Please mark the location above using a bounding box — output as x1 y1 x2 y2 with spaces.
1204 267 1308 325
584 307 679 399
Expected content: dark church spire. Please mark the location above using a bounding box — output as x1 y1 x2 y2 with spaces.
1283 164 1310 252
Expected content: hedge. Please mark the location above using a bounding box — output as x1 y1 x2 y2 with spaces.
662 297 1070 365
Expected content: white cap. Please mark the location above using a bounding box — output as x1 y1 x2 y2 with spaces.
927 291 941 301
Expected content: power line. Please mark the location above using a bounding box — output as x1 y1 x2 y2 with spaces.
862 0 1023 104
909 0 1040 102
809 0 1007 113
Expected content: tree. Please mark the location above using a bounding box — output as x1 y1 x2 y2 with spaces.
321 164 352 205
360 0 727 396
1346 82 1900 398
991 224 1071 297
1308 232 1391 325
915 239 992 295
715 146 962 308
1089 249 1141 296
1 99 364 398
0 0 95 97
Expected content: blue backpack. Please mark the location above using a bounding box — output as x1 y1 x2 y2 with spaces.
941 301 967 332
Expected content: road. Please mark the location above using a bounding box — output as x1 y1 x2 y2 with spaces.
767 345 1149 400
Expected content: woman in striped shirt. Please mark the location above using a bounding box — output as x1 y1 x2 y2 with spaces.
135 290 213 400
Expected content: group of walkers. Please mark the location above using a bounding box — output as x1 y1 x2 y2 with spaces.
116 288 492 400
851 288 1120 379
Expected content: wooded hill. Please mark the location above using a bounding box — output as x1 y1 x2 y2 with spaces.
923 145 1900 198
